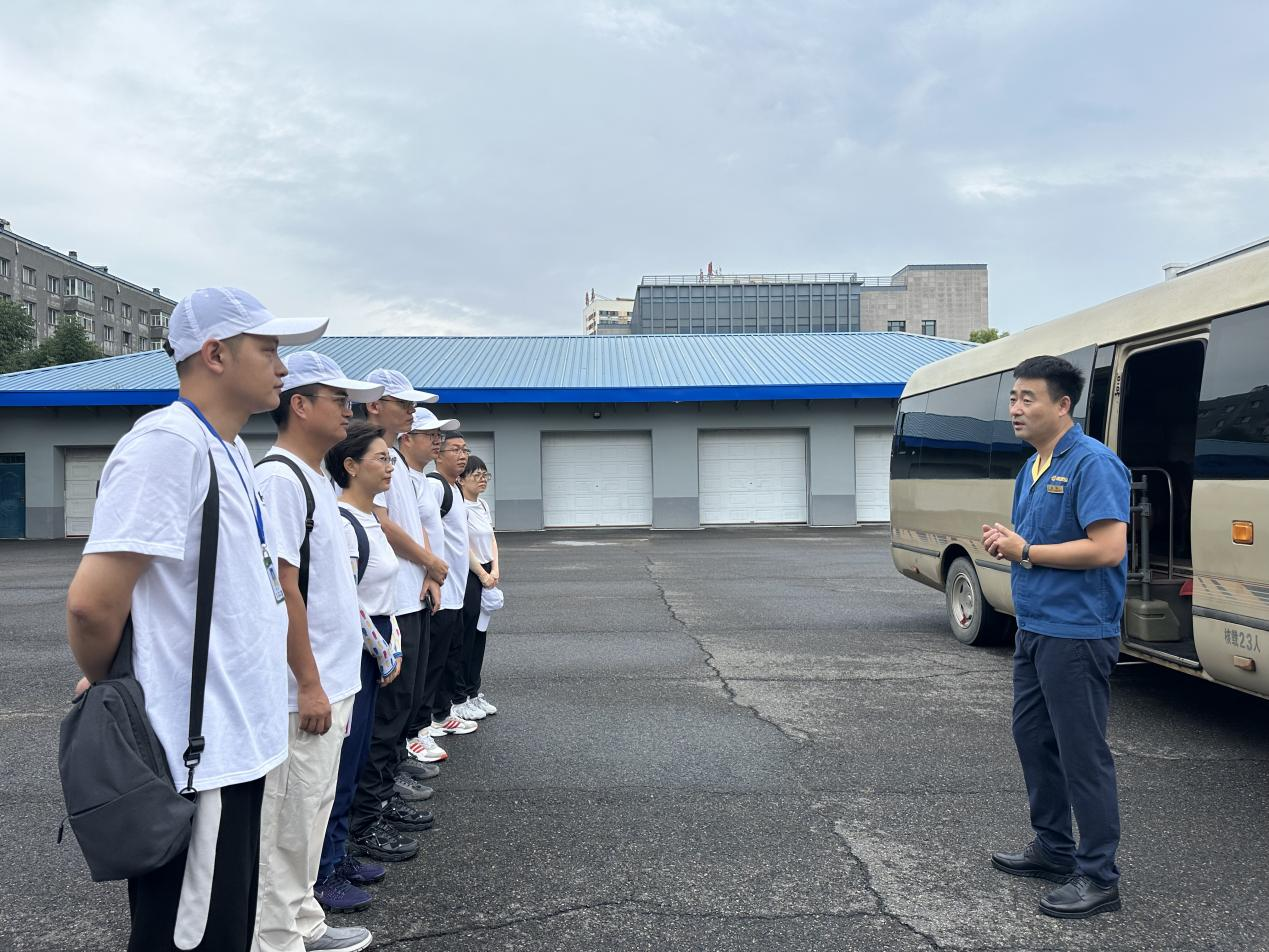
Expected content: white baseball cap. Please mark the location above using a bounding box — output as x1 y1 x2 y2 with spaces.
478 586 504 630
280 352 384 402
410 407 461 432
167 287 328 362
365 368 439 404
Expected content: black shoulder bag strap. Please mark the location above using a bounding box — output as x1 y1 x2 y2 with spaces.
340 507 371 583
256 454 315 603
426 471 453 517
181 450 219 796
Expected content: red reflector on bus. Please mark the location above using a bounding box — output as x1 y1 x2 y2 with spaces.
1179 580 1193 597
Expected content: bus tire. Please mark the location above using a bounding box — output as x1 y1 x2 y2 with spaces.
945 556 1007 647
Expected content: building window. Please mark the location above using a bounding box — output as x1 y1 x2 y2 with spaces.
103 296 115 314
81 315 94 333
64 277 96 301
103 324 115 343
0 292 9 301
922 320 937 336
47 307 59 325
47 274 60 294
21 299 35 317
21 266 36 286
122 330 132 350
121 302 132 321
887 320 907 332
0 257 9 278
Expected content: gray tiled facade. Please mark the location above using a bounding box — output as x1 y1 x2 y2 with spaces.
0 219 174 357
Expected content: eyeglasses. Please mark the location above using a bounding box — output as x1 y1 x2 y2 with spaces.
381 396 416 411
467 471 491 480
442 446 470 455
298 392 353 410
359 453 392 465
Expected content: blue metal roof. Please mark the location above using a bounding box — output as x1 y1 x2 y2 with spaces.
0 333 972 407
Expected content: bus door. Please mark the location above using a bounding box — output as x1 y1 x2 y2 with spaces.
1109 331 1208 670
1189 305 1269 696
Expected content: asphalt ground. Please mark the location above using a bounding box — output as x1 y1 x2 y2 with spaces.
1 527 1267 951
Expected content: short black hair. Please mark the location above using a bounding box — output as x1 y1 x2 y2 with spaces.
270 388 305 429
1013 355 1084 407
325 421 385 488
461 455 488 478
441 430 465 445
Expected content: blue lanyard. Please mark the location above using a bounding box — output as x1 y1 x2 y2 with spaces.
178 398 267 547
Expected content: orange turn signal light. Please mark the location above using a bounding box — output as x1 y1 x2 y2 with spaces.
1233 521 1254 545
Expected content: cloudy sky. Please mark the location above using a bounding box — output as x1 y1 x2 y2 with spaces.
3 0 1267 337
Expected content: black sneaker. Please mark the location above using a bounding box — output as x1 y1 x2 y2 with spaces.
383 795 434 831
394 772 434 802
349 818 419 863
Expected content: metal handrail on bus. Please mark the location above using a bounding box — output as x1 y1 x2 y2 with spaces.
1129 467 1175 583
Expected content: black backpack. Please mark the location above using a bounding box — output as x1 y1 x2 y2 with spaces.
58 451 219 882
340 507 371 583
256 454 315 602
426 471 453 517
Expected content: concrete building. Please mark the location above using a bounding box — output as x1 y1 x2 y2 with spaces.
0 218 175 357
0 332 971 539
631 264 987 340
582 293 633 335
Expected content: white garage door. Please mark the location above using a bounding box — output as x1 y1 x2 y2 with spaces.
64 448 112 537
698 430 808 524
463 433 495 525
541 432 652 527
854 427 892 522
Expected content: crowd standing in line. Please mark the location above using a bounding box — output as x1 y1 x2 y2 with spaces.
64 288 506 952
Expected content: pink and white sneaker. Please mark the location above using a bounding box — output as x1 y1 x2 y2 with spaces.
406 735 448 763
427 715 477 736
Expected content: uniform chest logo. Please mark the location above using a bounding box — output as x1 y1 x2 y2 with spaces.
1047 475 1066 494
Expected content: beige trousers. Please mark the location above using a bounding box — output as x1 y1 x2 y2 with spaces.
253 694 356 952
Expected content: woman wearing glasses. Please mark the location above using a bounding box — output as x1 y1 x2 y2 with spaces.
457 456 501 718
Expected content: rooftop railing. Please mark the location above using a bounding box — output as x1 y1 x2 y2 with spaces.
639 272 899 287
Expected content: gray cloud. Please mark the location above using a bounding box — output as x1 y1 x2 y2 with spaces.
3 0 1267 336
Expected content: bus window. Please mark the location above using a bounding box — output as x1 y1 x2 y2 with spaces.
1061 345 1096 423
1084 345 1115 444
891 392 928 479
1196 305 1269 478
920 375 997 479
989 373 1030 479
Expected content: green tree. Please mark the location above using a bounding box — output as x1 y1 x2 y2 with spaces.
969 327 1009 344
0 299 38 374
29 318 106 368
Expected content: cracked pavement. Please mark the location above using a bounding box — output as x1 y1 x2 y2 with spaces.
2 528 1267 951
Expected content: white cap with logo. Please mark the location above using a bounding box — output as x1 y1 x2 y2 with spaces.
410 407 461 432
280 352 384 402
365 368 439 404
167 287 328 362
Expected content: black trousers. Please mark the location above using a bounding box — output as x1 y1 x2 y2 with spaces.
351 609 422 834
127 777 265 952
423 609 463 723
403 607 433 741
461 563 493 697
1012 630 1121 885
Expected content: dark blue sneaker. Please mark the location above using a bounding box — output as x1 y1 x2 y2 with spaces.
313 873 372 914
336 852 387 886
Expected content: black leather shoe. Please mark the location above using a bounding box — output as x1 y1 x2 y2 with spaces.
991 842 1076 883
1039 875 1121 919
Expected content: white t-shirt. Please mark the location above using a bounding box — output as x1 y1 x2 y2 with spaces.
466 496 495 564
409 468 446 585
84 402 288 792
372 446 425 616
423 475 469 610
257 447 363 711
338 502 399 617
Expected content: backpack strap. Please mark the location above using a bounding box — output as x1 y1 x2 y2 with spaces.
256 454 315 603
181 449 219 795
339 507 371 584
426 471 453 517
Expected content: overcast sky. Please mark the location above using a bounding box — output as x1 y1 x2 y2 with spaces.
3 1 1267 337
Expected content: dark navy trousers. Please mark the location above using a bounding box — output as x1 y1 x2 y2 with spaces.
1012 629 1121 886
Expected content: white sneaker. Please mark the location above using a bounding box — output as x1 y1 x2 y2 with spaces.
473 693 497 715
455 700 485 721
407 734 448 762
305 924 372 951
430 714 477 735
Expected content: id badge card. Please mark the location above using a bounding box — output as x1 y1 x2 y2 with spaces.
262 545 286 603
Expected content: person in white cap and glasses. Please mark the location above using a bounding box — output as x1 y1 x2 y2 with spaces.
252 353 383 952
348 370 445 855
396 406 465 765
66 288 326 951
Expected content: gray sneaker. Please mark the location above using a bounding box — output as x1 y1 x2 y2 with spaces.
394 772 434 801
305 924 373 951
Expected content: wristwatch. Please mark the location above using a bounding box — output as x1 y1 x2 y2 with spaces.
1020 543 1033 570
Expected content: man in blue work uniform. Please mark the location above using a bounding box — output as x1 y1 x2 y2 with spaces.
982 355 1130 919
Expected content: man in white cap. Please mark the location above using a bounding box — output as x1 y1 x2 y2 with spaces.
396 407 466 763
347 370 445 856
66 288 326 950
253 353 383 952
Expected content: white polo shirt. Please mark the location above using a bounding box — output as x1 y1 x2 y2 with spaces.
338 502 399 618
257 446 363 711
373 446 426 616
410 468 447 591
84 402 288 792
422 475 469 610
